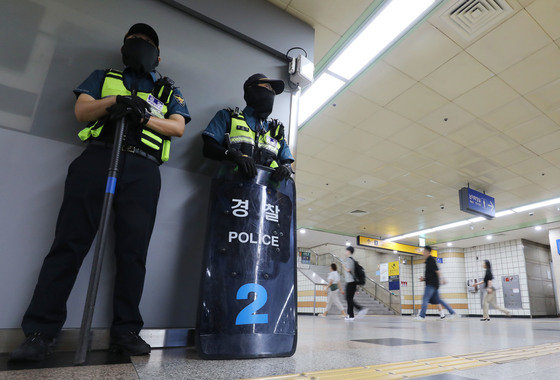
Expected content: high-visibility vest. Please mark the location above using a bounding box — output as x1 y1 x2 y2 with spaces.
228 108 283 168
78 69 173 163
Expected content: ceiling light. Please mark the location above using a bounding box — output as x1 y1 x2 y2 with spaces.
468 217 485 223
393 250 398 253
535 226 542 231
447 242 453 247
486 235 493 240
329 0 437 79
495 209 514 218
432 220 470 231
512 197 560 213
299 229 306 234
298 0 441 125
345 241 351 246
299 73 345 123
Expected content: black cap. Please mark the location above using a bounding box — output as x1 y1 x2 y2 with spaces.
244 73 284 95
124 23 159 48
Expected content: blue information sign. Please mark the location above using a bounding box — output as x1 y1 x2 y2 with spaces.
556 239 560 255
459 187 495 219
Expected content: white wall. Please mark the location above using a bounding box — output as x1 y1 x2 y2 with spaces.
465 239 531 317
400 249 467 315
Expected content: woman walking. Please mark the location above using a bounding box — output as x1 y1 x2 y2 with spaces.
321 264 347 317
476 260 511 321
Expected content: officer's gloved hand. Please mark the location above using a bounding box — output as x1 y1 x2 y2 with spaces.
106 95 150 125
271 163 294 182
226 149 258 178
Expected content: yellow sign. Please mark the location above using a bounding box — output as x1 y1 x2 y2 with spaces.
357 236 437 257
388 261 399 276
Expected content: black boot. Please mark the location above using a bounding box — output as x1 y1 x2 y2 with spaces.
9 332 55 362
110 331 151 355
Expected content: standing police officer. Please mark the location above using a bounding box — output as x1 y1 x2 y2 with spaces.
10 23 190 361
202 73 294 178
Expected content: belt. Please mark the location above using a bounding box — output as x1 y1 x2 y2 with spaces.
88 141 161 165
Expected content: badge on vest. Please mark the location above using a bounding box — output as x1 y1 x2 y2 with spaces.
147 94 164 119
236 125 250 132
267 136 277 146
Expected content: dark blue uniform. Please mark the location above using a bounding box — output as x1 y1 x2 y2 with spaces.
21 69 190 339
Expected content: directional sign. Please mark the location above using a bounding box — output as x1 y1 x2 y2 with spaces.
459 187 495 219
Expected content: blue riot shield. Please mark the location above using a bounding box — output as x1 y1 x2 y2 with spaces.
196 164 297 359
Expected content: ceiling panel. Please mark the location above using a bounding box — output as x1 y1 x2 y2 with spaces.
350 61 416 106
421 51 494 100
527 0 560 40
419 102 477 136
454 77 519 117
356 108 412 138
480 96 542 131
506 115 560 143
499 43 560 94
302 113 352 143
522 130 560 155
388 124 439 149
288 0 372 35
466 10 551 73
323 90 381 126
383 23 462 81
386 83 448 121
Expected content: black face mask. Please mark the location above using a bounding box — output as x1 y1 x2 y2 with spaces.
244 86 275 119
121 38 159 74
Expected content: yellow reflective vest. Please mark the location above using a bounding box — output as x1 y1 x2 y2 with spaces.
78 69 172 163
228 109 283 168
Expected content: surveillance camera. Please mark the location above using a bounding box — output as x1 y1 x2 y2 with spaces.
440 204 445 210
529 212 534 216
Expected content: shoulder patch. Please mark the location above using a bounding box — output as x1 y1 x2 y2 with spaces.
174 94 185 105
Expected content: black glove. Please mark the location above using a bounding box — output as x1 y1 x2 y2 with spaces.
106 95 150 124
226 149 258 178
271 163 293 181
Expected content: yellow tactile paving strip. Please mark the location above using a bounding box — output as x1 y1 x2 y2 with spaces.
248 342 560 380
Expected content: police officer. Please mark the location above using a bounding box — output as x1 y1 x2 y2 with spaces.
10 23 190 361
202 73 294 178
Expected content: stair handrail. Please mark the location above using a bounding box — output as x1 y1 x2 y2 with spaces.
305 249 400 314
297 267 327 316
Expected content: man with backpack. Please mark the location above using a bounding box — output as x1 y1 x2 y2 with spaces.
342 246 368 321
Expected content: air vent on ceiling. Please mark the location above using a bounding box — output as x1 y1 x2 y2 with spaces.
438 0 513 42
349 210 369 216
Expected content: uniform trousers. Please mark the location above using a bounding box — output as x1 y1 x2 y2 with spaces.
22 145 161 338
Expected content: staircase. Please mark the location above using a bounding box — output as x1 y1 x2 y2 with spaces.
307 264 394 315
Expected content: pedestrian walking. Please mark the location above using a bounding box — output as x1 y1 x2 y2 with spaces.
413 246 457 321
321 264 347 317
475 260 511 321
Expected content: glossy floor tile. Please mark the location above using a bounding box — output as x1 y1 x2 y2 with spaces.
3 315 560 379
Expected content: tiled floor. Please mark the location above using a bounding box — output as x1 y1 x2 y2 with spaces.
2 315 560 379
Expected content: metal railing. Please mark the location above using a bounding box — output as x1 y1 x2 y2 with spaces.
297 267 328 315
308 250 400 314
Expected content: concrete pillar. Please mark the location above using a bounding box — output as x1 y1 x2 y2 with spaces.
547 229 560 315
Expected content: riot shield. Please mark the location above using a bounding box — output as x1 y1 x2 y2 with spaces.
196 164 297 359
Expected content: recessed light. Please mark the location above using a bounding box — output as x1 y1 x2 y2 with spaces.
486 235 493 240
299 229 306 234
535 226 542 231
447 242 453 247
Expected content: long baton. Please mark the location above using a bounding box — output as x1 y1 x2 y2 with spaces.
74 117 127 365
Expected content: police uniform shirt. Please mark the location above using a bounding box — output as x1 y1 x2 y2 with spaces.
203 106 294 163
74 68 191 143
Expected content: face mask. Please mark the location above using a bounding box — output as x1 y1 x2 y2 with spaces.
121 38 159 74
244 86 275 119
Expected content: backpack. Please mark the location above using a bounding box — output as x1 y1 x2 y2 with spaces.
350 257 366 285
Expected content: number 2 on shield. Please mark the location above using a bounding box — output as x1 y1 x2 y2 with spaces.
235 283 268 325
